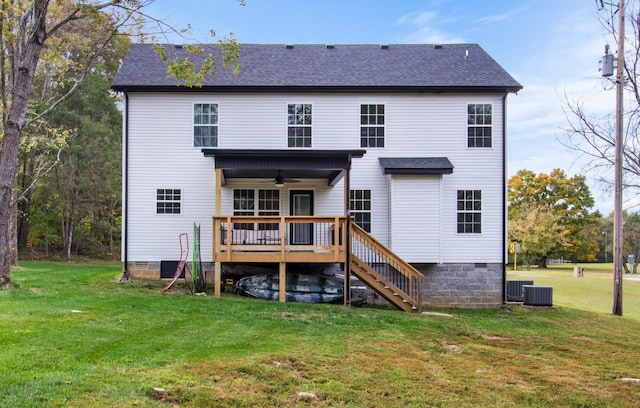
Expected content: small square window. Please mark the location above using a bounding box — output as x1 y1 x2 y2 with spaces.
157 189 181 214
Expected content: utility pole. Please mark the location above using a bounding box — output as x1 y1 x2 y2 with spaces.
613 0 625 316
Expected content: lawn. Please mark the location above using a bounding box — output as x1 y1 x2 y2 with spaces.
508 262 640 319
1 262 640 407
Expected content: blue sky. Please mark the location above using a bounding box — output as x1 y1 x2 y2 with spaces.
145 0 615 213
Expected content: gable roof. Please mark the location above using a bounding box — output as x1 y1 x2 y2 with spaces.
112 43 522 93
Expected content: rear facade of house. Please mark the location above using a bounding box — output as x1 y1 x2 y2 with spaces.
112 43 522 309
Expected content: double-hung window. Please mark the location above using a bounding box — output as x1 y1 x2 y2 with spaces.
457 190 481 233
467 104 492 148
258 190 280 230
233 189 280 230
287 104 312 147
157 189 181 214
194 103 218 147
350 189 372 232
360 104 385 148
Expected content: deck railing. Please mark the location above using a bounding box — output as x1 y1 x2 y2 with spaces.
212 216 348 263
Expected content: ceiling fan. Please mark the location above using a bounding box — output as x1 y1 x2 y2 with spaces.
271 170 300 187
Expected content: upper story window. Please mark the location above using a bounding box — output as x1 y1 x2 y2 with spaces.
194 103 218 147
287 104 312 147
457 190 481 233
157 189 181 214
360 104 385 148
467 104 492 148
350 189 372 232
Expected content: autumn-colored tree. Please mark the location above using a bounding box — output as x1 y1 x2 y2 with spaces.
508 169 601 268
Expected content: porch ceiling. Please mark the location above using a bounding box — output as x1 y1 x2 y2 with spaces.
202 149 366 186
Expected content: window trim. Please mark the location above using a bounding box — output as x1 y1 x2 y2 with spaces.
350 189 372 233
233 188 281 230
360 104 385 148
456 189 482 234
193 102 219 148
467 103 492 148
287 103 313 148
156 188 182 215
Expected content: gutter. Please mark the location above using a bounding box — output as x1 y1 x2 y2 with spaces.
119 92 130 282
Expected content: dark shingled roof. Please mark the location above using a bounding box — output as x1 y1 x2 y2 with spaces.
379 157 454 175
112 43 522 93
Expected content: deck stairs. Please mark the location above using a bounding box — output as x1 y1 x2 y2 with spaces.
348 222 423 313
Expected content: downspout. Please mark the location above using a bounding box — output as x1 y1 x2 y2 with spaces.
119 92 129 282
501 92 508 304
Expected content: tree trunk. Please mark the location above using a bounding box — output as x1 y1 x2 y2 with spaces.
0 0 49 287
61 210 74 261
538 255 548 270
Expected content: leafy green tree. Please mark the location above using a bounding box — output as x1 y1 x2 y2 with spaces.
0 0 243 287
508 169 601 268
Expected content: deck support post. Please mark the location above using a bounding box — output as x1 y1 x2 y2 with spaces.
279 262 286 302
214 261 221 297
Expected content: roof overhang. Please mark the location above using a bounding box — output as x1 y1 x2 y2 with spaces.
112 85 522 94
379 157 454 175
202 149 366 186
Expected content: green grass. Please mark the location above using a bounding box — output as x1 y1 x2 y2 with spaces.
508 262 640 319
1 262 640 407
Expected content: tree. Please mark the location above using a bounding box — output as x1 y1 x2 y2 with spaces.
561 1 640 198
508 169 601 268
0 0 243 287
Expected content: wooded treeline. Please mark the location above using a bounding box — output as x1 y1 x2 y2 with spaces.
12 3 130 261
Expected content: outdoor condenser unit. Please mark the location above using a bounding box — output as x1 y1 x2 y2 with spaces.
523 285 553 307
506 280 534 302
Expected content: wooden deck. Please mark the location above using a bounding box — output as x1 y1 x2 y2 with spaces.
211 216 423 312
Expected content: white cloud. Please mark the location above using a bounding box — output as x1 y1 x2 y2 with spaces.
396 11 465 43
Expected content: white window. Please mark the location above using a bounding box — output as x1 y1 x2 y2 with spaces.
350 189 371 232
457 190 481 233
467 104 492 148
157 189 181 214
287 104 312 147
360 104 385 148
233 189 280 230
194 103 218 147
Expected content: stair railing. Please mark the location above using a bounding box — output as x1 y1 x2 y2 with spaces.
350 221 423 309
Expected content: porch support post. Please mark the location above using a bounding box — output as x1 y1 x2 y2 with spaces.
279 262 286 302
214 168 222 298
344 162 351 307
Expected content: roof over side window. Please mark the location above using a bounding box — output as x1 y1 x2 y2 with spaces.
112 43 522 93
379 157 454 175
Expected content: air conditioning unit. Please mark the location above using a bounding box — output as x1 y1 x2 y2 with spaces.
506 280 534 302
523 285 553 307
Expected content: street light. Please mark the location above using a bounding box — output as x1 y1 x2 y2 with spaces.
602 230 608 263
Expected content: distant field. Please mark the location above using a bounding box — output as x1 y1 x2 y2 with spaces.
508 263 640 320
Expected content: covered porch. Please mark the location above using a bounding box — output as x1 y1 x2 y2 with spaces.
203 149 365 305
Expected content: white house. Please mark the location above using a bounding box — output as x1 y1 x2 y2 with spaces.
112 43 522 310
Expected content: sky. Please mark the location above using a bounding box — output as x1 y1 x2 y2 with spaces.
144 0 617 213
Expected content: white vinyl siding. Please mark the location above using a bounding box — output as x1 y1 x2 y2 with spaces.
124 92 505 264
